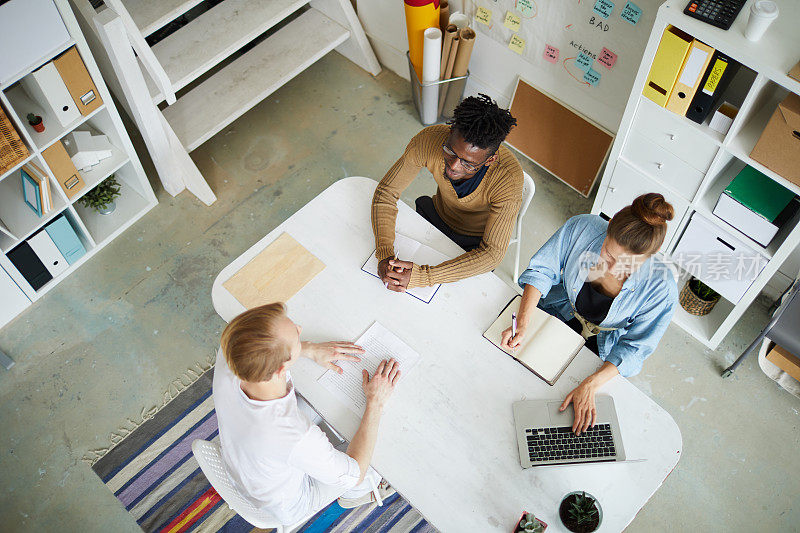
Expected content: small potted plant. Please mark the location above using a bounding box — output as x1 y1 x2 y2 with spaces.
514 511 547 532
559 491 602 533
79 174 121 215
679 277 721 316
27 113 45 133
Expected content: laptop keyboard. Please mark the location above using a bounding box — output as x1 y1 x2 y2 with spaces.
526 424 616 463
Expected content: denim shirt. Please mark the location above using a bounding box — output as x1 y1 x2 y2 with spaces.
518 214 678 377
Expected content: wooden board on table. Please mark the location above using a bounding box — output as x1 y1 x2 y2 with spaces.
222 232 325 309
505 78 614 197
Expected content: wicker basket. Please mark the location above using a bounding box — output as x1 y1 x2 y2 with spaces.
0 103 30 174
679 280 721 316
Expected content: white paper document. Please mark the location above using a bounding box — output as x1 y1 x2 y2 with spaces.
362 233 450 303
318 322 422 414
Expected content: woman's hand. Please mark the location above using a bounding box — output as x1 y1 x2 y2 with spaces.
560 379 598 435
302 341 364 373
500 324 527 351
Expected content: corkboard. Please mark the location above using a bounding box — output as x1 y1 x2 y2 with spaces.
505 78 614 197
223 232 325 309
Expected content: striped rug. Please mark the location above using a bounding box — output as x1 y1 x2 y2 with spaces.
91 368 435 532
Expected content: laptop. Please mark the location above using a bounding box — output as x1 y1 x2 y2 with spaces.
513 396 626 468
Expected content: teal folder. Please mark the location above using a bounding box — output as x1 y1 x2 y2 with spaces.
44 215 86 265
725 166 794 222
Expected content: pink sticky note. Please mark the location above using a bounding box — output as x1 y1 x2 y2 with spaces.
598 47 618 69
544 44 559 63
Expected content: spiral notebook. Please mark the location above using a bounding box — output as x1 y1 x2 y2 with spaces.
483 295 585 386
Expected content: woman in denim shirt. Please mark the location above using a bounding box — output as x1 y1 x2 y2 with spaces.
501 194 678 434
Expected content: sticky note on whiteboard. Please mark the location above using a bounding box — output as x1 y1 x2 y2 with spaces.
504 11 522 32
544 44 559 63
598 48 618 69
593 0 615 19
517 0 536 16
576 52 594 72
509 34 526 54
584 69 601 87
620 1 643 24
476 6 492 25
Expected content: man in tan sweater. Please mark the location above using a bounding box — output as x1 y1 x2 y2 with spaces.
371 94 523 291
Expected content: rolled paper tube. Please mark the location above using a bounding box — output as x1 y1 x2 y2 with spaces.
441 27 475 118
405 0 441 81
421 27 442 124
440 24 458 78
437 36 459 116
449 12 469 30
439 0 450 33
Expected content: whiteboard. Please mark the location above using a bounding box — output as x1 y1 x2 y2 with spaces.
462 0 662 131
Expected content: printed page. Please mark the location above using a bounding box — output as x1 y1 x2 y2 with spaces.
361 233 449 303
318 322 421 414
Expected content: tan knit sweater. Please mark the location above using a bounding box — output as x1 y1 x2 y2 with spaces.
371 125 523 288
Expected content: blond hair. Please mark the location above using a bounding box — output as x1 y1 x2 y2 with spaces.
220 302 292 382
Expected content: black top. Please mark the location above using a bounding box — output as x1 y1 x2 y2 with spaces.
575 280 615 325
450 165 487 198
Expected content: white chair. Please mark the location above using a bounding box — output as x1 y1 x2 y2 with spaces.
510 171 536 282
191 439 289 531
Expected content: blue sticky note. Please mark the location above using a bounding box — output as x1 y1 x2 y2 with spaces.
584 68 601 87
576 52 594 72
593 0 614 19
621 1 643 24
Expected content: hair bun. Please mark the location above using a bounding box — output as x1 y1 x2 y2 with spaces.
631 193 674 226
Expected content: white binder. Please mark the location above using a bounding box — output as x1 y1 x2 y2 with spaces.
21 62 81 127
27 231 70 278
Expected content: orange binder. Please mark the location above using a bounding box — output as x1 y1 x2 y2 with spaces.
642 26 693 107
53 47 102 116
42 140 85 199
665 40 715 116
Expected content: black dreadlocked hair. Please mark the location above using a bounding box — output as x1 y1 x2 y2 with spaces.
448 93 517 153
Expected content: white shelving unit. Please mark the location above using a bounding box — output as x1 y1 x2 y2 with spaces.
69 0 380 206
592 0 800 349
0 0 156 328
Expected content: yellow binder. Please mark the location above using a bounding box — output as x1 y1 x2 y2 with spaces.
642 26 693 107
665 40 715 116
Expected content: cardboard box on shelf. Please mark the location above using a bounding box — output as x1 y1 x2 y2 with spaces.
709 102 738 135
750 92 800 187
766 344 800 382
789 61 800 83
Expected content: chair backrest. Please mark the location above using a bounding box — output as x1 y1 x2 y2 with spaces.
191 439 281 529
768 279 800 356
519 171 536 223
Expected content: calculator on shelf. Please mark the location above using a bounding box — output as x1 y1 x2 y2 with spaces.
684 0 746 30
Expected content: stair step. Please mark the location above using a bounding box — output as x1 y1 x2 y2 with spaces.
122 0 205 37
163 8 349 151
149 0 309 102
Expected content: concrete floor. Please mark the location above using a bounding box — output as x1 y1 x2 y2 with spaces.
1 52 798 533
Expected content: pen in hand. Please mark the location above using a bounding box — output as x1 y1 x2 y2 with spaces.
511 312 517 352
384 251 399 288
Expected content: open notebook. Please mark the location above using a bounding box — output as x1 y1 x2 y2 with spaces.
483 295 585 386
362 233 449 304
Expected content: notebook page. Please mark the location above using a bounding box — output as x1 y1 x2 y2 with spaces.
483 296 584 384
361 233 449 303
318 322 421 414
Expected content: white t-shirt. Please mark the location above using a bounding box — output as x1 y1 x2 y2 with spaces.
212 349 361 523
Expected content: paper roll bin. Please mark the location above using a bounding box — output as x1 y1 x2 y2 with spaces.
407 52 468 125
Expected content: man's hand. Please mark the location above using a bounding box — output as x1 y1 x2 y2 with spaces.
385 259 412 292
362 358 401 412
560 379 598 435
301 341 363 374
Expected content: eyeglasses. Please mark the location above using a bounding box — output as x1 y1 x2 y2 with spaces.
442 144 488 173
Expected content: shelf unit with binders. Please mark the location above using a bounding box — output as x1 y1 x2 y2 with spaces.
591 0 800 349
0 0 156 328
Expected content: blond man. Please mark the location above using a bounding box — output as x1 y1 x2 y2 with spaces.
212 303 400 523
